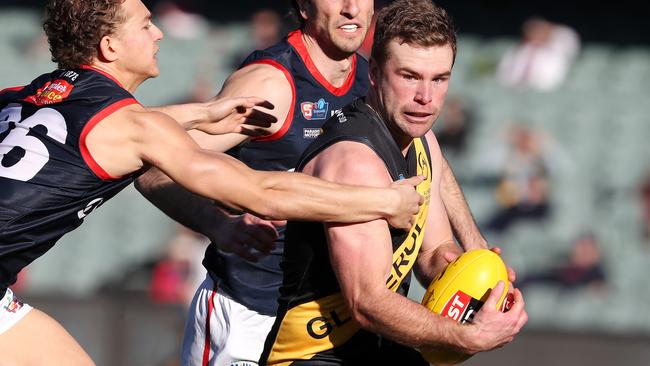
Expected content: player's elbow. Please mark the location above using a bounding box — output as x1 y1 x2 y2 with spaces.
247 198 282 220
243 173 296 220
233 179 284 219
345 288 382 331
134 168 173 197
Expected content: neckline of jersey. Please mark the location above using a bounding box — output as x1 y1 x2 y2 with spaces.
287 29 357 97
79 65 126 89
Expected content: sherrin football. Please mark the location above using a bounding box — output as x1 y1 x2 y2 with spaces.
419 249 510 365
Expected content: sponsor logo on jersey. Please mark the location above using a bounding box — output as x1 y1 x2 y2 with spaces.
4 298 24 313
77 198 104 219
229 362 258 366
301 98 329 120
440 290 484 324
333 108 347 123
306 309 352 339
1 290 24 314
26 80 74 106
303 128 322 139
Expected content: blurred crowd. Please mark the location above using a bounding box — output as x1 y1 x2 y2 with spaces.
7 1 650 316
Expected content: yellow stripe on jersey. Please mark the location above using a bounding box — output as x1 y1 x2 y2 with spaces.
267 138 432 365
386 138 431 291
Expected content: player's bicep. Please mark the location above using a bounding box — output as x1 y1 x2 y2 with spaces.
310 143 395 306
84 104 153 178
218 64 292 136
326 219 393 309
132 112 262 201
183 64 293 152
130 109 209 174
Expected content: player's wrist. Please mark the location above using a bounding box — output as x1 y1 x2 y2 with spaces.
191 103 210 130
385 188 402 222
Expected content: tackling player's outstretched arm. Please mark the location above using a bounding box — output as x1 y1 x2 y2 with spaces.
135 63 293 249
89 105 423 227
148 96 277 136
313 140 525 356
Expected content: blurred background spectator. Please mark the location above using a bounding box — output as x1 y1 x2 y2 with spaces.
149 225 207 307
519 233 607 292
485 125 552 233
230 9 283 69
641 172 650 241
434 95 475 157
496 17 580 91
154 0 210 40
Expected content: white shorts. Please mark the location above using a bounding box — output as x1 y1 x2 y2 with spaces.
181 276 276 366
0 288 33 335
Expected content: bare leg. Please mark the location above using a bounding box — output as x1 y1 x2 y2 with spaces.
0 308 96 366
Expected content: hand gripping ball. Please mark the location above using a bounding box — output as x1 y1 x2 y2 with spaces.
419 249 511 365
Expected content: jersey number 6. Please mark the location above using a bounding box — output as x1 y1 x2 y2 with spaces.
0 103 68 181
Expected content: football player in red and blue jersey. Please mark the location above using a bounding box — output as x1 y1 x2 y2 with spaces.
0 0 424 364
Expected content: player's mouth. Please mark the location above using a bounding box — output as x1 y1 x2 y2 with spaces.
338 23 362 34
404 111 433 123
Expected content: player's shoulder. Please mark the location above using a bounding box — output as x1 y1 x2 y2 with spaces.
222 62 292 97
100 102 164 131
123 104 171 125
232 61 290 84
310 140 390 185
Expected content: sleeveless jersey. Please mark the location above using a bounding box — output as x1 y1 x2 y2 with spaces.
261 98 433 365
0 67 139 291
202 29 370 315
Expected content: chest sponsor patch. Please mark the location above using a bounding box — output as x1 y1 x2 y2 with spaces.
301 98 329 120
26 79 74 106
303 128 322 139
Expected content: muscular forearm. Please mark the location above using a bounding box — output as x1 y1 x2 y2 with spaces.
148 103 208 130
440 157 487 249
135 167 228 238
354 288 476 354
244 170 404 223
155 150 418 228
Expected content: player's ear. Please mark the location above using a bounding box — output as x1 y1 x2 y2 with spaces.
296 0 310 22
98 34 120 63
368 57 380 88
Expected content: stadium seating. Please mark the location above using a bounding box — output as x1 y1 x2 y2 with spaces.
2 8 649 336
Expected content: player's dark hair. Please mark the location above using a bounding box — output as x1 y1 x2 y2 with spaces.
290 0 306 29
371 0 457 66
43 0 127 69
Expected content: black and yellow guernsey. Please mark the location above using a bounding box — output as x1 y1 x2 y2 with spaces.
261 98 433 365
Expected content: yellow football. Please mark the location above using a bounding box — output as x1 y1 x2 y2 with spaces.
419 249 510 365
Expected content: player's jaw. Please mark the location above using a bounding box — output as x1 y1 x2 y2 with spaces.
327 15 370 54
395 106 438 138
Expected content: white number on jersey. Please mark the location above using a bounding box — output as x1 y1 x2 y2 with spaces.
0 104 68 181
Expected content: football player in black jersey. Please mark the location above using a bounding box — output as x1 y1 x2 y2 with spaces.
0 0 425 364
135 0 502 364
262 1 527 364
